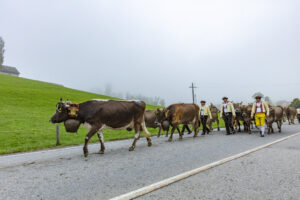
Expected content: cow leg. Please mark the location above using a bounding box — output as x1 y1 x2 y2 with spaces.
237 120 241 132
217 119 220 131
157 126 162 138
181 125 185 135
83 127 98 157
97 128 105 154
130 121 152 151
129 123 141 151
208 120 213 131
165 125 170 137
271 124 274 133
186 125 192 134
168 125 176 142
248 123 252 134
175 125 183 140
278 121 282 133
193 123 199 137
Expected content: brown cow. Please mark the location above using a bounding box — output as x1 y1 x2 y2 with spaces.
207 104 220 131
145 110 168 137
233 102 243 132
50 99 152 157
240 105 252 134
285 106 297 124
266 106 284 133
154 103 200 141
144 110 192 137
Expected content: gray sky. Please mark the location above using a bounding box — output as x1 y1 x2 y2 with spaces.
1 0 299 105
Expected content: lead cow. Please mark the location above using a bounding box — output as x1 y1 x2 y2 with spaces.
50 99 152 157
154 103 200 141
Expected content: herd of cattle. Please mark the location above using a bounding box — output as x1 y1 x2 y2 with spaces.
50 99 299 157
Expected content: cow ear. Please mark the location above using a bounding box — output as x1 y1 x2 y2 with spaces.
60 97 63 102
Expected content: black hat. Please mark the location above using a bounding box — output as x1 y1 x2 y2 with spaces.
200 100 206 103
222 97 228 100
255 96 262 99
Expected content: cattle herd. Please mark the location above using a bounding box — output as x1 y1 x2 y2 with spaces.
50 99 300 157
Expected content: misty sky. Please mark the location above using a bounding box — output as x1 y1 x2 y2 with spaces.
1 0 299 105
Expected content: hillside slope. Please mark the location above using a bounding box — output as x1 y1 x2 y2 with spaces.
0 74 160 154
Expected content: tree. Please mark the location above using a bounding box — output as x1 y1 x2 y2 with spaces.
104 83 112 96
290 98 300 108
264 96 273 105
252 92 264 99
0 37 4 67
159 99 166 107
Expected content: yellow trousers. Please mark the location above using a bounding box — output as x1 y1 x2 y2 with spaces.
255 113 266 127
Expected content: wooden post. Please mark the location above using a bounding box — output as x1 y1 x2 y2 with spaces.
56 125 61 146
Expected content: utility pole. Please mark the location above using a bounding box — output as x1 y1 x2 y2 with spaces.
189 82 197 104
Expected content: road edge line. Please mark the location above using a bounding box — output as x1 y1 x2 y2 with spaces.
110 132 300 200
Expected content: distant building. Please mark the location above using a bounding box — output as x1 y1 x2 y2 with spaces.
0 65 20 76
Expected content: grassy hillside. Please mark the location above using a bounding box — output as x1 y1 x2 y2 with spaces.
0 74 162 154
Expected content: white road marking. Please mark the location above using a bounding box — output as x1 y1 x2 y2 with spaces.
110 132 300 200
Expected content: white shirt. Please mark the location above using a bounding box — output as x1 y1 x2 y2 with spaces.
256 102 262 113
223 103 228 113
297 108 300 114
201 106 204 116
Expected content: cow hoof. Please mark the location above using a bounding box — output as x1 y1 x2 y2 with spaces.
165 135 168 137
179 136 183 140
83 149 88 157
157 135 160 138
129 146 135 151
99 150 105 154
168 138 172 142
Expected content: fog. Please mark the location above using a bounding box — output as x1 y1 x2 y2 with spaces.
1 0 299 105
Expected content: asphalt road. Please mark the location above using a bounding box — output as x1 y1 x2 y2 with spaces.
1 123 300 200
139 129 300 200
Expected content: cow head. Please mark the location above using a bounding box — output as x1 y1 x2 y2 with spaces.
266 108 275 125
241 106 251 120
50 99 71 124
154 108 166 126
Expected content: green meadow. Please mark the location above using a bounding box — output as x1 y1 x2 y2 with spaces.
0 74 223 154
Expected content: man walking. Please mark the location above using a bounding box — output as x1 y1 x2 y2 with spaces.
220 97 236 135
199 100 212 135
251 95 270 137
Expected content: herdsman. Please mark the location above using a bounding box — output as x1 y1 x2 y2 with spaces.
251 95 270 137
220 97 236 135
199 100 212 135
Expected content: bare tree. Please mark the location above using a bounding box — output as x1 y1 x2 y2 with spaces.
0 37 4 67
